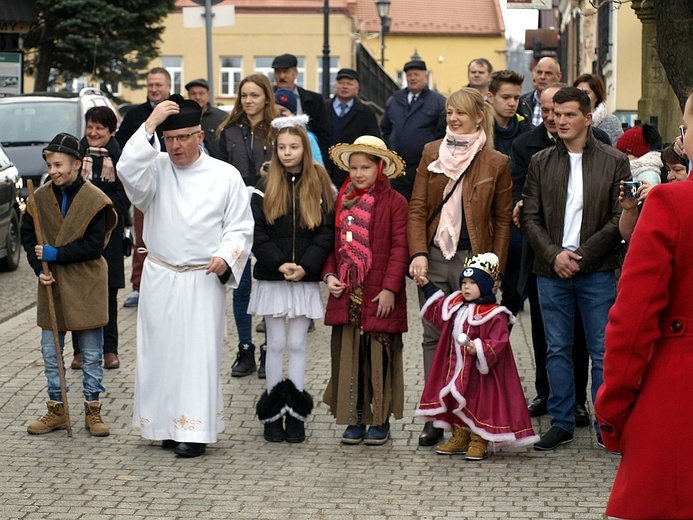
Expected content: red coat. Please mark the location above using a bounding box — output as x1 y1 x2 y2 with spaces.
322 176 409 334
415 292 538 448
595 181 693 519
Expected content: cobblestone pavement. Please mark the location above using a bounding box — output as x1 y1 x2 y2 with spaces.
0 257 619 519
0 250 38 324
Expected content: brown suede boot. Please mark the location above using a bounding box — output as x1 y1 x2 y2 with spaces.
465 433 489 461
27 401 67 434
84 401 110 436
435 426 471 455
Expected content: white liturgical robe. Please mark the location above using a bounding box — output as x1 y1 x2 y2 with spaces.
119 124 253 443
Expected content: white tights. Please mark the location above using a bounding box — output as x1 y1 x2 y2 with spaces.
264 315 310 393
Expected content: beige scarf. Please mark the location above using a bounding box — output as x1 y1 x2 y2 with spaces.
430 127 486 259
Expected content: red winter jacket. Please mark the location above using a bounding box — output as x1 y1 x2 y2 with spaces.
322 175 409 334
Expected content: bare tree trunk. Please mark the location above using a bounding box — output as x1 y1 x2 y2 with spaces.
654 0 693 111
33 22 55 92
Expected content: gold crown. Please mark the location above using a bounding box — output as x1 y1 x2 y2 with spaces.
464 253 500 281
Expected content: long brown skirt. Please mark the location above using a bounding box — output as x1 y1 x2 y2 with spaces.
323 324 404 426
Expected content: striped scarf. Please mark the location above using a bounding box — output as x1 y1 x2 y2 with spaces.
81 146 115 182
336 183 375 291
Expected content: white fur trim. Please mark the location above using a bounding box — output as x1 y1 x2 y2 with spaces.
271 113 309 130
442 291 466 322
419 290 444 318
473 338 489 375
466 304 515 326
258 405 289 424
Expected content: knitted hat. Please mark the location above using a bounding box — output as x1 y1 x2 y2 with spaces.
616 126 649 158
158 94 203 131
43 132 82 160
275 88 298 114
329 135 406 179
459 253 500 300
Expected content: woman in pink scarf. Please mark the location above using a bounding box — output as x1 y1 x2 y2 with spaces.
407 87 513 447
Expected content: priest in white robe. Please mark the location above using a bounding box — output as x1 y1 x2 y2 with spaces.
118 94 253 458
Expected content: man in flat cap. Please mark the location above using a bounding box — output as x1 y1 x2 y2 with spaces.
185 78 227 159
119 94 254 458
324 68 380 186
381 59 446 200
272 53 330 160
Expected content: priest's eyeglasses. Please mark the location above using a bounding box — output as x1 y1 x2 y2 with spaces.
163 130 201 144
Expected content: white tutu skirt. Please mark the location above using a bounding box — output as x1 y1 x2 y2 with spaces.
248 280 324 319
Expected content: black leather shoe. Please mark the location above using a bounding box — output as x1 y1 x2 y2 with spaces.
533 426 574 451
174 442 206 458
263 420 285 442
574 403 590 427
527 396 548 417
161 439 180 450
418 421 444 447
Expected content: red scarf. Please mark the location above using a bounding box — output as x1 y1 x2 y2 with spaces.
335 162 383 290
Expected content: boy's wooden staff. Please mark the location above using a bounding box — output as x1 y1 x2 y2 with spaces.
26 179 72 437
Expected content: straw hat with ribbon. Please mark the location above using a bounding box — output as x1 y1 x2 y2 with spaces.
329 135 406 179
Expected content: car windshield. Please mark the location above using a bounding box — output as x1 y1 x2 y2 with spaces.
0 101 79 144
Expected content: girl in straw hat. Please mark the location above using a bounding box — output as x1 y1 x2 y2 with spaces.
322 135 409 445
250 115 335 444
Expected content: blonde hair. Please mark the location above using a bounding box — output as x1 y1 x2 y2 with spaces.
263 126 334 229
446 87 495 150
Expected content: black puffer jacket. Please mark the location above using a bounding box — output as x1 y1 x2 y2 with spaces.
251 173 334 282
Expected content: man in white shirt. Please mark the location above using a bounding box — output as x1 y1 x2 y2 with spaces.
521 86 630 452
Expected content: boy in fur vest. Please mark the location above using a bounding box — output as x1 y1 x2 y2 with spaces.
414 253 538 460
22 133 117 436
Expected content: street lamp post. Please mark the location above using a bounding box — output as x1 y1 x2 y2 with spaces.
375 0 391 68
322 0 330 99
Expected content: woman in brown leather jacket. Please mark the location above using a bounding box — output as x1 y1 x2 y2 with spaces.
407 87 513 447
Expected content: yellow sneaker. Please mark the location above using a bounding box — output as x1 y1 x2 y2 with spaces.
465 433 489 461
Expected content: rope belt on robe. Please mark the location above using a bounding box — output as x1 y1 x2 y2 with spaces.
144 251 207 272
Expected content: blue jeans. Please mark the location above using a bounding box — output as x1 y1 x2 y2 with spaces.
41 328 106 402
537 270 616 433
233 260 252 345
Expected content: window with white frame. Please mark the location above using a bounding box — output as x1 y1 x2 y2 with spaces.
317 57 339 96
220 57 242 96
255 56 305 87
162 56 183 94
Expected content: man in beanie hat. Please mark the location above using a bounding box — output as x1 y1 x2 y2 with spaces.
22 132 117 436
118 94 254 458
414 252 539 460
324 68 380 186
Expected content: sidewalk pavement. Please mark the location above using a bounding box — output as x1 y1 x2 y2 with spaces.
0 258 619 519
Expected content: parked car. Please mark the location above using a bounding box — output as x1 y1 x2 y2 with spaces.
0 142 24 271
0 88 121 196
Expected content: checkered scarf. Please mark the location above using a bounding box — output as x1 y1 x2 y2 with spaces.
81 147 115 182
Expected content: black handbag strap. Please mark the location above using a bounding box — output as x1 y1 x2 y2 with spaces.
426 173 464 228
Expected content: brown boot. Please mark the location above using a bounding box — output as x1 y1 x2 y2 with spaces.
465 433 489 461
84 401 110 436
435 426 471 455
27 401 67 434
71 354 83 369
